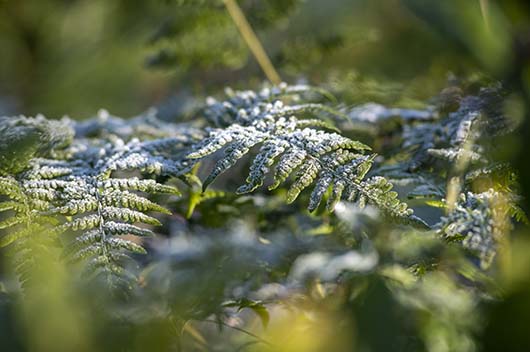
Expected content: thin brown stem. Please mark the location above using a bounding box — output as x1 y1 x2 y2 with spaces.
479 0 490 31
223 0 282 85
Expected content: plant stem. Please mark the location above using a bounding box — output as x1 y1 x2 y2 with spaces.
223 0 282 85
479 0 490 31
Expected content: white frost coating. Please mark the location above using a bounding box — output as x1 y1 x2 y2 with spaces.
188 86 417 223
5 123 186 285
435 189 505 269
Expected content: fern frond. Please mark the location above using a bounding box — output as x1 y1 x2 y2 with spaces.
101 207 162 226
188 86 421 225
0 176 25 200
62 214 102 231
0 115 190 290
101 177 181 195
0 174 60 289
103 222 154 237
427 148 485 164
41 134 185 286
435 189 513 268
236 139 291 194
65 232 146 262
102 190 171 214
102 137 194 177
399 85 511 171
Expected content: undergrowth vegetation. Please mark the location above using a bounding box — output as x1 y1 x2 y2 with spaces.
2 1 530 352
1 80 527 351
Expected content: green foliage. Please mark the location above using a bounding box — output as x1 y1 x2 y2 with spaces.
0 86 427 291
2 1 530 351
0 113 198 289
360 81 526 271
147 0 301 70
0 81 526 351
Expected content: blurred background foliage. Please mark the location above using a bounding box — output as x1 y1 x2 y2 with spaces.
3 0 527 118
2 0 530 351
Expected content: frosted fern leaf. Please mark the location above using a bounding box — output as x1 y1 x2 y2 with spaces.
42 134 184 285
435 190 513 269
187 86 422 225
400 85 511 171
0 113 191 289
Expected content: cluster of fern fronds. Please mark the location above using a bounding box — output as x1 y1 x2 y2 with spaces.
0 82 526 351
0 85 427 292
0 111 198 289
344 81 526 269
